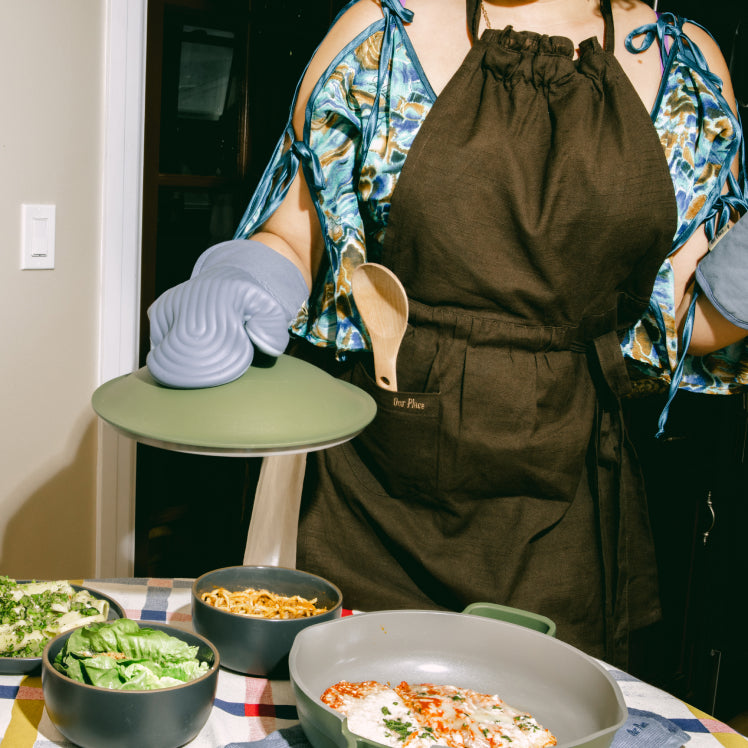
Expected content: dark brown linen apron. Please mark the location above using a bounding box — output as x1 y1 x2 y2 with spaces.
297 0 677 666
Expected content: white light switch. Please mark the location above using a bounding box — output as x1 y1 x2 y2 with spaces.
21 204 56 269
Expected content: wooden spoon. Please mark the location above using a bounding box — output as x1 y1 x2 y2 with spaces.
352 263 409 391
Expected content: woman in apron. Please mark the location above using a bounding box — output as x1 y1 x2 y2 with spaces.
146 0 747 667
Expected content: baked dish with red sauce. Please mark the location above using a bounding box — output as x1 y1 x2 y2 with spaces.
321 680 557 748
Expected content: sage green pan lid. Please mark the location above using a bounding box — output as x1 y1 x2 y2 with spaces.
91 355 377 456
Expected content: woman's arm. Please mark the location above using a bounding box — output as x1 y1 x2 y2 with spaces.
146 2 388 387
250 0 385 289
677 277 747 355
670 22 746 355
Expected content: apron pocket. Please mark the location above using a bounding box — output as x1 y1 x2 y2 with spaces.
350 360 442 501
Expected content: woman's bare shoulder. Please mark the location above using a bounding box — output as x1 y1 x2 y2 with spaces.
303 0 385 84
681 21 735 96
291 0 385 131
325 0 387 46
619 0 734 99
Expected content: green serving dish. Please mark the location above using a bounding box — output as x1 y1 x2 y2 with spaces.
290 610 626 748
92 355 377 455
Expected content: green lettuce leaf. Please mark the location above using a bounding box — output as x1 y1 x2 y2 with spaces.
64 618 198 661
54 619 209 690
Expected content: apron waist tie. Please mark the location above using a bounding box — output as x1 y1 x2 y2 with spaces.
587 330 639 667
591 331 633 401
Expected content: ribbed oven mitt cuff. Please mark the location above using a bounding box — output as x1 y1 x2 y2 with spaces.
146 239 309 389
695 211 748 329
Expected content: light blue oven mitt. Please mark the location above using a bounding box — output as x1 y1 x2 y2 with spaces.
146 239 308 388
695 211 748 329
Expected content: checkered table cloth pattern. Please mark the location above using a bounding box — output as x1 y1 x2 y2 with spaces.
0 578 743 748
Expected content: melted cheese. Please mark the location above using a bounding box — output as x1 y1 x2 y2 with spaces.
321 682 557 748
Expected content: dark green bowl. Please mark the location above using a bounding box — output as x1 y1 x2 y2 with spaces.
41 621 219 748
192 565 343 677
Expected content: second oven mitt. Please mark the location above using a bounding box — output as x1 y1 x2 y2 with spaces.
146 239 308 388
695 211 748 329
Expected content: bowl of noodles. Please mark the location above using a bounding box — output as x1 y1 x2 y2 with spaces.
191 565 343 677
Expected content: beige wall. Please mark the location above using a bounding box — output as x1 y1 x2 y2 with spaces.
0 1 105 578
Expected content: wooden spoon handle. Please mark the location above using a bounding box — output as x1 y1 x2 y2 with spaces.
370 334 398 391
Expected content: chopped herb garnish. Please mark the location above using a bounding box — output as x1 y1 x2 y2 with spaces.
382 718 415 741
0 577 109 658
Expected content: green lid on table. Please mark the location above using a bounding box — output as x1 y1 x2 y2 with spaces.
92 355 376 455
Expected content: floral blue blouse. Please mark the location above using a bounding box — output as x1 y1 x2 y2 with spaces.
235 0 748 402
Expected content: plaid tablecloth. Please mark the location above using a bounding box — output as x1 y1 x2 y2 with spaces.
0 578 744 748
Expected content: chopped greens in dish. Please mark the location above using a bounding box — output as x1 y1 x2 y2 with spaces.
54 618 210 690
0 576 109 658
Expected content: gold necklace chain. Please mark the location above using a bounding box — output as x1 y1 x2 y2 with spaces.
480 0 492 29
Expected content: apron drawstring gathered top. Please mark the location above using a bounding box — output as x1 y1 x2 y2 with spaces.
298 0 678 667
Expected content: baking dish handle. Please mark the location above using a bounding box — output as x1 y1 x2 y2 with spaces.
461 602 557 637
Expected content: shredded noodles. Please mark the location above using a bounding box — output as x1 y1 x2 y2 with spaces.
200 586 328 619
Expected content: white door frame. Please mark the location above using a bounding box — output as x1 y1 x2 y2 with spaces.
95 0 148 577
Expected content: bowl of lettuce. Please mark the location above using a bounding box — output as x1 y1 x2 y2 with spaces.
41 618 219 748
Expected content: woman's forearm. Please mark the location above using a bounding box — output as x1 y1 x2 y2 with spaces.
678 283 748 355
250 168 326 292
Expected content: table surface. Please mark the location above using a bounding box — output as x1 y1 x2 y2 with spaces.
0 578 745 748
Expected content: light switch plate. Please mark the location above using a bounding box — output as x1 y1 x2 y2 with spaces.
21 203 56 270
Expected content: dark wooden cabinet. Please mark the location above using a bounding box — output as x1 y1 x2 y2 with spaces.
625 392 748 724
